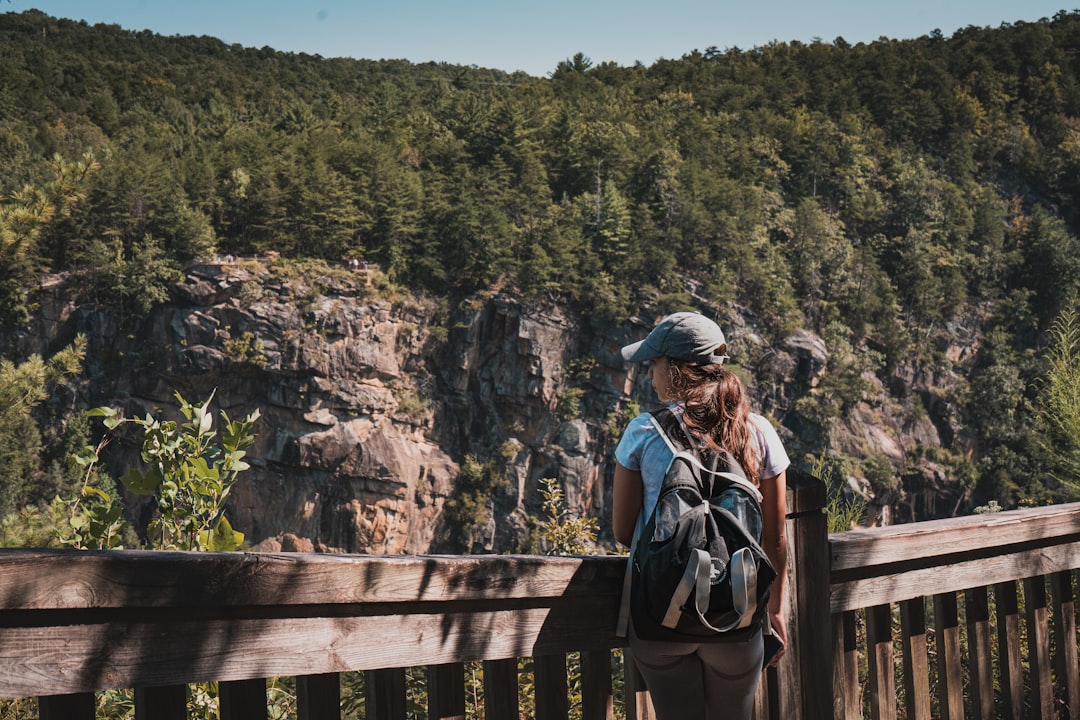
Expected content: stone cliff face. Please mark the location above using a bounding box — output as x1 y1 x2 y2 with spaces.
9 263 977 552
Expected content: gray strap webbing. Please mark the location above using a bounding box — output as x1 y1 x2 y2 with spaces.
651 414 762 502
660 546 758 633
663 547 710 629
615 512 642 638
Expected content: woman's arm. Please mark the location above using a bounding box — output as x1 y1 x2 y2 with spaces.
759 469 789 663
612 461 643 547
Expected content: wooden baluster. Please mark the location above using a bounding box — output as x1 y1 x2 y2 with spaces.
535 654 569 720
965 587 994 720
899 598 931 720
428 662 465 720
366 668 407 720
134 685 187 720
833 610 860 720
482 658 519 719
1052 570 1080 720
783 466 831 720
219 678 268 720
622 649 654 720
296 673 341 720
994 581 1024 720
933 592 963 720
763 665 781 720
866 603 896 720
38 692 95 720
1025 576 1055 719
581 650 614 720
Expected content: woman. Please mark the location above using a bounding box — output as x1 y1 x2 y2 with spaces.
612 311 790 720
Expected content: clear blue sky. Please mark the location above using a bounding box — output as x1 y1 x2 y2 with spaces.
8 0 1075 77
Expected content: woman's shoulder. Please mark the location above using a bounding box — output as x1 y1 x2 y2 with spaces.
623 410 671 445
748 412 778 434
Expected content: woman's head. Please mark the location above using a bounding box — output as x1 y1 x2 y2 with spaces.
620 312 759 479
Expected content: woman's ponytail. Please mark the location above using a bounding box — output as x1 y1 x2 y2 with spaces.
667 360 761 482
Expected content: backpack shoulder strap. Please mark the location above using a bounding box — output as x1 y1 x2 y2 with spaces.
649 409 762 501
649 407 690 453
615 509 641 639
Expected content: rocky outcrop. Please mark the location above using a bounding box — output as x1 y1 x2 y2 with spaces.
7 263 979 552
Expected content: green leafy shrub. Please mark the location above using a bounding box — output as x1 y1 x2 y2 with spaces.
537 477 598 556
81 391 259 551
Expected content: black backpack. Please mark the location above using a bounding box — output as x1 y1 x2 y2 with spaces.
617 408 776 643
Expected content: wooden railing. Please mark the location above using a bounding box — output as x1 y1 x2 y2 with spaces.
827 501 1080 720
1 472 1078 720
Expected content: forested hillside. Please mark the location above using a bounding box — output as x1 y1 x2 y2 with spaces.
5 8 1080 542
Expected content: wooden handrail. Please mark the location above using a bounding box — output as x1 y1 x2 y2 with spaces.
0 552 625 697
826 502 1080 720
7 481 1078 719
1 472 831 719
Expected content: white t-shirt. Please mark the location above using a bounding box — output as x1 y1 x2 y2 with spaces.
615 404 790 520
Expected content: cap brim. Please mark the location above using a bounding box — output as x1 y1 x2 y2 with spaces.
620 339 657 363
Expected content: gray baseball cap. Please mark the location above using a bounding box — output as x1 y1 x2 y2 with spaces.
620 312 729 365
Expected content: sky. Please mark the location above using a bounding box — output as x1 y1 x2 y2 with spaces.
7 0 1077 77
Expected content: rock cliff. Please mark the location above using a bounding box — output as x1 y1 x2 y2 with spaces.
9 261 974 552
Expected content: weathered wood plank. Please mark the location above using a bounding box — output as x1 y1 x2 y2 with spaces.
535 654 569 720
366 667 406 720
38 692 95 720
787 464 828 516
784 467 831 720
427 662 465 720
830 504 1080 571
831 540 1080 612
994 581 1023 720
865 604 895 720
899 599 931 720
220 678 268 720
0 551 626 611
581 650 614 720
482 658 518 719
1051 570 1080 720
0 600 621 697
134 684 186 720
295 673 341 720
764 665 781 720
833 610 860 720
622 649 654 720
964 587 994 720
932 593 963 720
1024 576 1055 720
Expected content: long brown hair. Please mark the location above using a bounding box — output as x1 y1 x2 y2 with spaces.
666 358 761 483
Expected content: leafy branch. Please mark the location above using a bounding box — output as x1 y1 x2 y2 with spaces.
72 391 260 551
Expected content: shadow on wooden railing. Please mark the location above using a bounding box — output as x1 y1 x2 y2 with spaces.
1 470 1078 720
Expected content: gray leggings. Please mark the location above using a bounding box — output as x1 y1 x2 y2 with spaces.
629 624 764 720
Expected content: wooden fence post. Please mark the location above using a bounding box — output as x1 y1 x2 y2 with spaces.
779 466 830 720
134 685 187 720
38 693 95 720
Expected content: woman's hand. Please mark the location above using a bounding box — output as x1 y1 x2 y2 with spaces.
767 609 787 667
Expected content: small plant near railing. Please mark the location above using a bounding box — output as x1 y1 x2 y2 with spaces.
77 391 259 552
537 476 599 556
49 392 261 719
814 451 868 533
